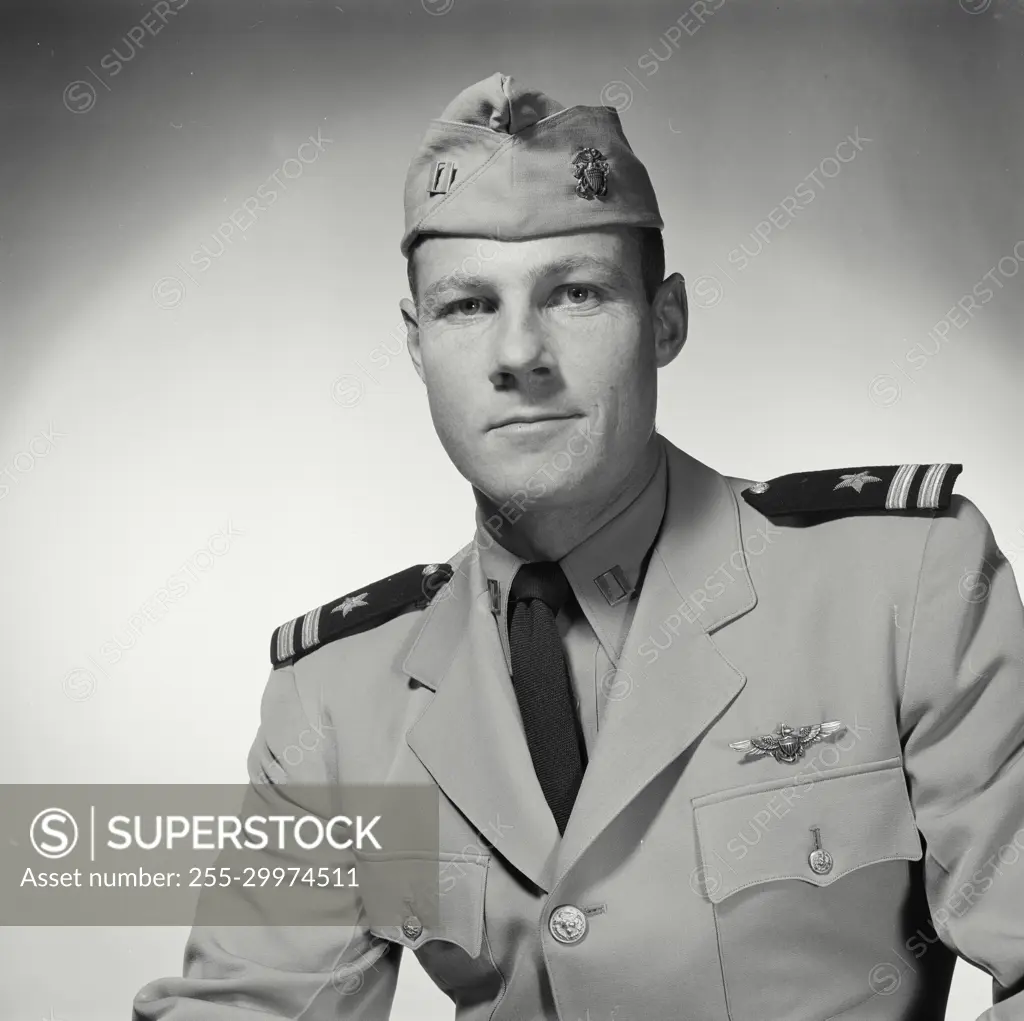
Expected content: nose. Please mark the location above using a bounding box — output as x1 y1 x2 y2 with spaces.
488 308 556 392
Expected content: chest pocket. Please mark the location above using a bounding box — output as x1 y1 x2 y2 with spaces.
692 758 923 1021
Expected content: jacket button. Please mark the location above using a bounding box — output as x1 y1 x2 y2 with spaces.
549 904 587 945
402 915 423 939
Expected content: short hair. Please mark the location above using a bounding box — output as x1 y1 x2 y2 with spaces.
406 226 665 309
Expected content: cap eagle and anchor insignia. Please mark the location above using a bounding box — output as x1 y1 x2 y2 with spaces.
741 462 963 516
571 147 609 199
270 562 453 668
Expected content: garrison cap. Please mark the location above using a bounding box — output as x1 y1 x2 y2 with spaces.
401 72 663 256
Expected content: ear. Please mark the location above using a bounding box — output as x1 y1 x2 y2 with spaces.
400 297 425 383
650 272 688 368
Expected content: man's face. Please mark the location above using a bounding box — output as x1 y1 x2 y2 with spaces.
402 229 679 511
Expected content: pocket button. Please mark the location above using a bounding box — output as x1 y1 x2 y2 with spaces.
808 825 834 875
808 848 834 875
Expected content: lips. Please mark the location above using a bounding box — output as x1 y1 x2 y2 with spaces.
490 413 581 429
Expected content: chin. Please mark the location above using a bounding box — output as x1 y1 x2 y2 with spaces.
486 463 597 511
449 433 605 504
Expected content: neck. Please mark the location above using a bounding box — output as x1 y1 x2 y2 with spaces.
474 432 662 562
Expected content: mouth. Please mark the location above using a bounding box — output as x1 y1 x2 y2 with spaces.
489 413 583 432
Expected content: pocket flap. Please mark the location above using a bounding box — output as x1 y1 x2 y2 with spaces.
365 851 488 957
692 759 922 904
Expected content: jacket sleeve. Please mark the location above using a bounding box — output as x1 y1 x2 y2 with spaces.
131 664 403 1021
900 495 1024 1019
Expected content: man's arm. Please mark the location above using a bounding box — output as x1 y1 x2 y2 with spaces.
131 664 403 1021
901 495 1024 1018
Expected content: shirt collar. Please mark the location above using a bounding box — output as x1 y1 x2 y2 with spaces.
473 436 668 669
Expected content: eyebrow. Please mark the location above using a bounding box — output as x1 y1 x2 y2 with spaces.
419 254 633 311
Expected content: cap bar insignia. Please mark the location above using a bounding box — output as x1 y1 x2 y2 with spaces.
428 160 457 195
571 147 609 200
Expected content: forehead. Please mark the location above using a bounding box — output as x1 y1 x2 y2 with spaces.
411 229 638 288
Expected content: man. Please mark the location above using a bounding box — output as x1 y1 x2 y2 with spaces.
134 73 1024 1020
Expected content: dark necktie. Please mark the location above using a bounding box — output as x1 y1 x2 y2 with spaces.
507 561 587 835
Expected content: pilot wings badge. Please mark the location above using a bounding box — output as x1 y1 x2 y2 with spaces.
730 721 845 764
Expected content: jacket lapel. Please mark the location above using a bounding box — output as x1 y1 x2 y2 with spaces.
553 438 758 887
403 545 560 892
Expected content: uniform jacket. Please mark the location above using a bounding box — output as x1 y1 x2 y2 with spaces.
133 435 1024 1021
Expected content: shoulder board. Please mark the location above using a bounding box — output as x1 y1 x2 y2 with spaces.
270 562 454 669
741 463 962 517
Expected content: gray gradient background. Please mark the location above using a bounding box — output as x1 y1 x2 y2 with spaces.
2 0 1023 1017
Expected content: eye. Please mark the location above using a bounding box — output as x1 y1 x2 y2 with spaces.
441 297 491 318
551 284 600 309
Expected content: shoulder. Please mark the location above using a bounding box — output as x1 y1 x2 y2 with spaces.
736 462 963 520
726 464 1005 605
270 562 453 668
